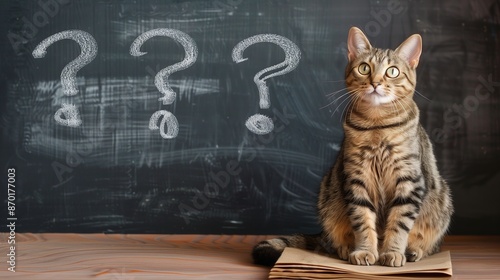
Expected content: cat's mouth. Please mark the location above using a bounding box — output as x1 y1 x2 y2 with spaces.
364 89 394 105
368 90 382 96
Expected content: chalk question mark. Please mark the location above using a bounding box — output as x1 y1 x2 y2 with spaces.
130 28 198 139
33 30 98 127
232 34 301 135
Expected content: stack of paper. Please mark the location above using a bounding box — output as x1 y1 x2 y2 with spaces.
269 248 452 279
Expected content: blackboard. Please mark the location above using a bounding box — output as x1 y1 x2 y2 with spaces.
1 0 499 234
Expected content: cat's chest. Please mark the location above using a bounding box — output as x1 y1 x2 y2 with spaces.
360 144 394 181
345 133 413 183
349 133 403 163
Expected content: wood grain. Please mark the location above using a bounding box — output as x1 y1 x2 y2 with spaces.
0 234 499 279
440 236 500 279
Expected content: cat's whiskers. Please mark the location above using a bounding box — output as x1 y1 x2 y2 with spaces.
349 95 361 122
389 99 400 120
353 90 365 116
323 79 347 84
392 97 407 121
339 91 356 121
326 87 351 98
347 91 363 124
327 87 361 117
392 98 404 115
341 99 353 122
398 97 413 118
394 98 415 137
333 92 355 119
414 88 431 102
398 100 410 123
321 89 352 110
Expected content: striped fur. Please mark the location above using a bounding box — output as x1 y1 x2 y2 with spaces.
253 27 453 267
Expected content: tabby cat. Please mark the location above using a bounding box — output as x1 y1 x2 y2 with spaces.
253 27 453 267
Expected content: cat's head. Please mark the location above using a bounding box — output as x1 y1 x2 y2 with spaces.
345 27 422 107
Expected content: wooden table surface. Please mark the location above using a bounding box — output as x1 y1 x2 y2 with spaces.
0 234 499 279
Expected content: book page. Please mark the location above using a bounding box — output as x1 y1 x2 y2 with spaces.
272 248 452 277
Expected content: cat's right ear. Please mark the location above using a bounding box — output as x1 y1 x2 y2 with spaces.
347 27 372 62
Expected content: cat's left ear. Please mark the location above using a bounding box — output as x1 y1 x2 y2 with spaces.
395 34 422 68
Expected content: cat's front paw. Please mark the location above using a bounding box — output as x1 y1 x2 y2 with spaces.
379 251 406 267
336 246 350 261
406 247 423 262
349 250 378 266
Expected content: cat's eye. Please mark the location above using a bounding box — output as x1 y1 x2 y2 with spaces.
386 66 400 78
358 63 371 75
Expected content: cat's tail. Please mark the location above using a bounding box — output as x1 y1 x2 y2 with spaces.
252 233 327 266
